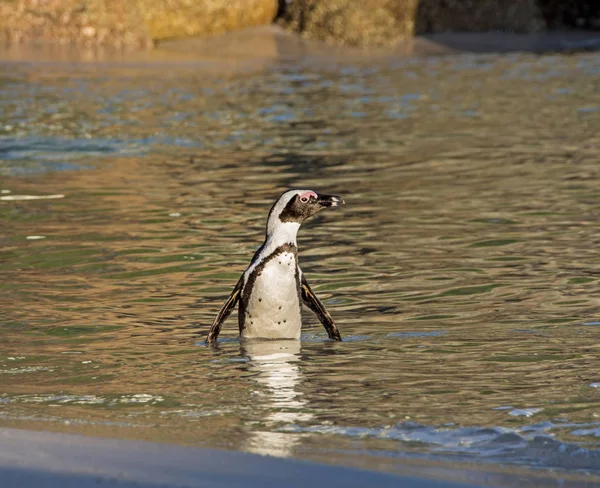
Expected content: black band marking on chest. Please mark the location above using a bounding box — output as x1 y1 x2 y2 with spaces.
239 243 300 333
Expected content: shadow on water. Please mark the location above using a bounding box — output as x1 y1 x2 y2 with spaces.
1 47 600 483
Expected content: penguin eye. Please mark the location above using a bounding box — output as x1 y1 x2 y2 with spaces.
300 196 309 203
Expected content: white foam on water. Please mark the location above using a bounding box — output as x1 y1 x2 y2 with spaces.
508 408 542 417
0 366 54 374
280 420 600 471
0 393 164 406
0 194 65 201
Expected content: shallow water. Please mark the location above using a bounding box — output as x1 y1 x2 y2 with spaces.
1 51 600 484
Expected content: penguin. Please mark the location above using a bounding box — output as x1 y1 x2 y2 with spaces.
205 189 344 343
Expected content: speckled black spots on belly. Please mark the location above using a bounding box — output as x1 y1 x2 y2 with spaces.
238 243 298 334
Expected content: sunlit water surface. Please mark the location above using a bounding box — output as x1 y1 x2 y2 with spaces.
1 51 600 484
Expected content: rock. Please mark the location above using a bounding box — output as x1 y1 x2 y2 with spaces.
415 0 547 34
0 0 152 48
0 0 277 47
138 0 279 42
538 0 600 29
279 0 419 47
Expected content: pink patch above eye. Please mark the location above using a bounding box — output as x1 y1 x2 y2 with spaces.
299 191 318 201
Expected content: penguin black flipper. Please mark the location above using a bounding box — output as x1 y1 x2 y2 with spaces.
300 274 342 341
205 276 244 343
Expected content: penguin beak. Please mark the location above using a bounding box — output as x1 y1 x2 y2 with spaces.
318 194 345 208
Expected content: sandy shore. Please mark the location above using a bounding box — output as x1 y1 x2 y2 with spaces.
416 30 600 55
1 25 599 63
0 427 484 488
157 25 600 57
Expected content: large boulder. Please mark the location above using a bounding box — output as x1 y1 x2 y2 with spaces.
0 0 152 47
280 0 419 47
415 0 547 33
138 0 279 42
0 0 278 47
537 0 600 29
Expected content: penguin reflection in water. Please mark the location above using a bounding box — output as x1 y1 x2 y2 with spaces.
205 189 344 343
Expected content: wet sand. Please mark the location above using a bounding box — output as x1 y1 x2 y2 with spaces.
0 427 480 488
156 25 600 58
1 25 599 64
416 30 600 55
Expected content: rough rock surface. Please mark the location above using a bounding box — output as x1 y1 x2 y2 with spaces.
415 0 547 34
1 0 598 50
0 0 152 48
538 0 600 29
139 0 278 42
280 0 419 47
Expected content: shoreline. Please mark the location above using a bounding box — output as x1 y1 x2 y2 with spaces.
1 425 598 488
1 25 599 64
0 427 480 488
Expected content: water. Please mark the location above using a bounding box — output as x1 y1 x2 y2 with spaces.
1 50 600 485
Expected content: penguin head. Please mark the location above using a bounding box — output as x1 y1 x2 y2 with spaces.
267 189 344 234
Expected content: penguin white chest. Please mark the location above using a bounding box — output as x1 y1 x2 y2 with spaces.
243 252 301 339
